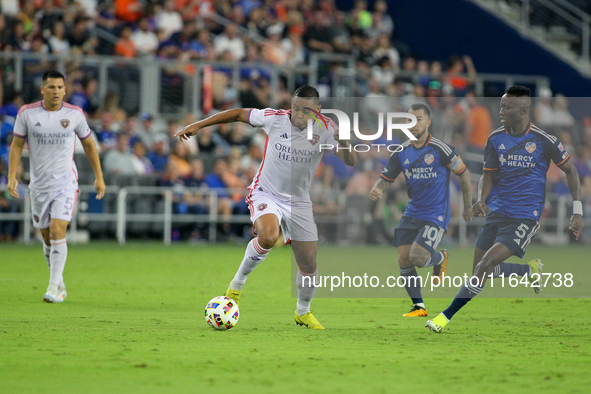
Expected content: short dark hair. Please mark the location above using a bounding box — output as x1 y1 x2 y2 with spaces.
42 71 65 83
293 85 319 104
408 103 431 118
506 85 531 97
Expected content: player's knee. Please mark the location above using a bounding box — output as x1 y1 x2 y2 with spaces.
257 227 279 249
408 251 427 268
475 258 495 275
398 255 411 267
48 222 67 240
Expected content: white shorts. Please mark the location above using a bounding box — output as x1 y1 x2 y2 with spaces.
30 188 79 229
246 188 318 243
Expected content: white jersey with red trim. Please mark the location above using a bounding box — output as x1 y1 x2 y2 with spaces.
13 101 92 192
247 108 339 204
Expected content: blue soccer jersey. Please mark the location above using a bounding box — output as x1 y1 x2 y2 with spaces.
380 135 467 230
483 123 570 221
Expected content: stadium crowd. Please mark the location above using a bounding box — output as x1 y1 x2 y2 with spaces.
1 0 591 243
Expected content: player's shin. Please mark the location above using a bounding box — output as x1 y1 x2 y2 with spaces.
296 269 318 316
43 242 51 270
421 250 445 267
230 237 270 291
492 262 530 277
49 239 68 286
400 266 424 307
442 281 483 320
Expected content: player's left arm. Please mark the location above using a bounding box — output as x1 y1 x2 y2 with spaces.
444 147 473 221
558 160 584 240
332 130 357 166
80 136 106 200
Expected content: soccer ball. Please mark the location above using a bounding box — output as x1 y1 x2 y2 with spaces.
205 296 240 330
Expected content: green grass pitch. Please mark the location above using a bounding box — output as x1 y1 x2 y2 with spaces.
1 243 590 393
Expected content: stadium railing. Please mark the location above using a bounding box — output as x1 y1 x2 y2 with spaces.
0 185 575 247
0 52 550 118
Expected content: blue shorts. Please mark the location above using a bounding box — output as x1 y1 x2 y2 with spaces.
475 211 540 258
392 216 445 253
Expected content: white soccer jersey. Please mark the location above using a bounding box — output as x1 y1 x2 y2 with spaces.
13 101 92 193
247 108 339 204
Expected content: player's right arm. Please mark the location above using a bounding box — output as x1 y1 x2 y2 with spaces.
370 152 402 201
473 172 493 216
473 137 498 216
175 109 250 142
7 135 25 198
80 136 106 200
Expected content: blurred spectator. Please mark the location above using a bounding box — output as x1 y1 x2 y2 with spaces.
0 91 22 162
213 24 245 61
444 55 476 95
37 0 62 38
130 140 154 175
204 158 234 236
0 159 25 241
147 134 169 173
351 0 373 30
169 140 192 178
103 134 136 175
97 91 127 123
155 0 183 40
131 17 159 56
114 0 142 24
240 142 263 173
372 0 394 37
115 25 136 58
552 94 575 131
463 92 492 174
533 87 554 130
371 56 395 89
305 11 333 53
70 78 98 115
262 24 288 65
183 158 209 240
48 21 70 56
96 111 119 152
67 17 92 51
8 21 28 51
135 113 162 150
330 11 353 53
373 35 400 71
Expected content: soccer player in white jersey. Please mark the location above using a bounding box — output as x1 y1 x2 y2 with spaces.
7 70 106 303
176 86 357 329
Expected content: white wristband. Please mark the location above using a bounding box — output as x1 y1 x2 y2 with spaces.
573 200 583 216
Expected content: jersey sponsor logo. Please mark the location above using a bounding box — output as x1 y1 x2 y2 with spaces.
274 142 318 163
35 122 41 127
525 141 536 153
424 154 434 165
309 134 320 146
280 133 288 139
504 153 536 168
405 167 437 179
499 143 505 150
63 211 70 216
513 238 521 246
60 119 70 129
403 159 409 165
257 203 267 211
533 210 538 216
438 215 444 222
558 142 564 151
562 152 568 159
